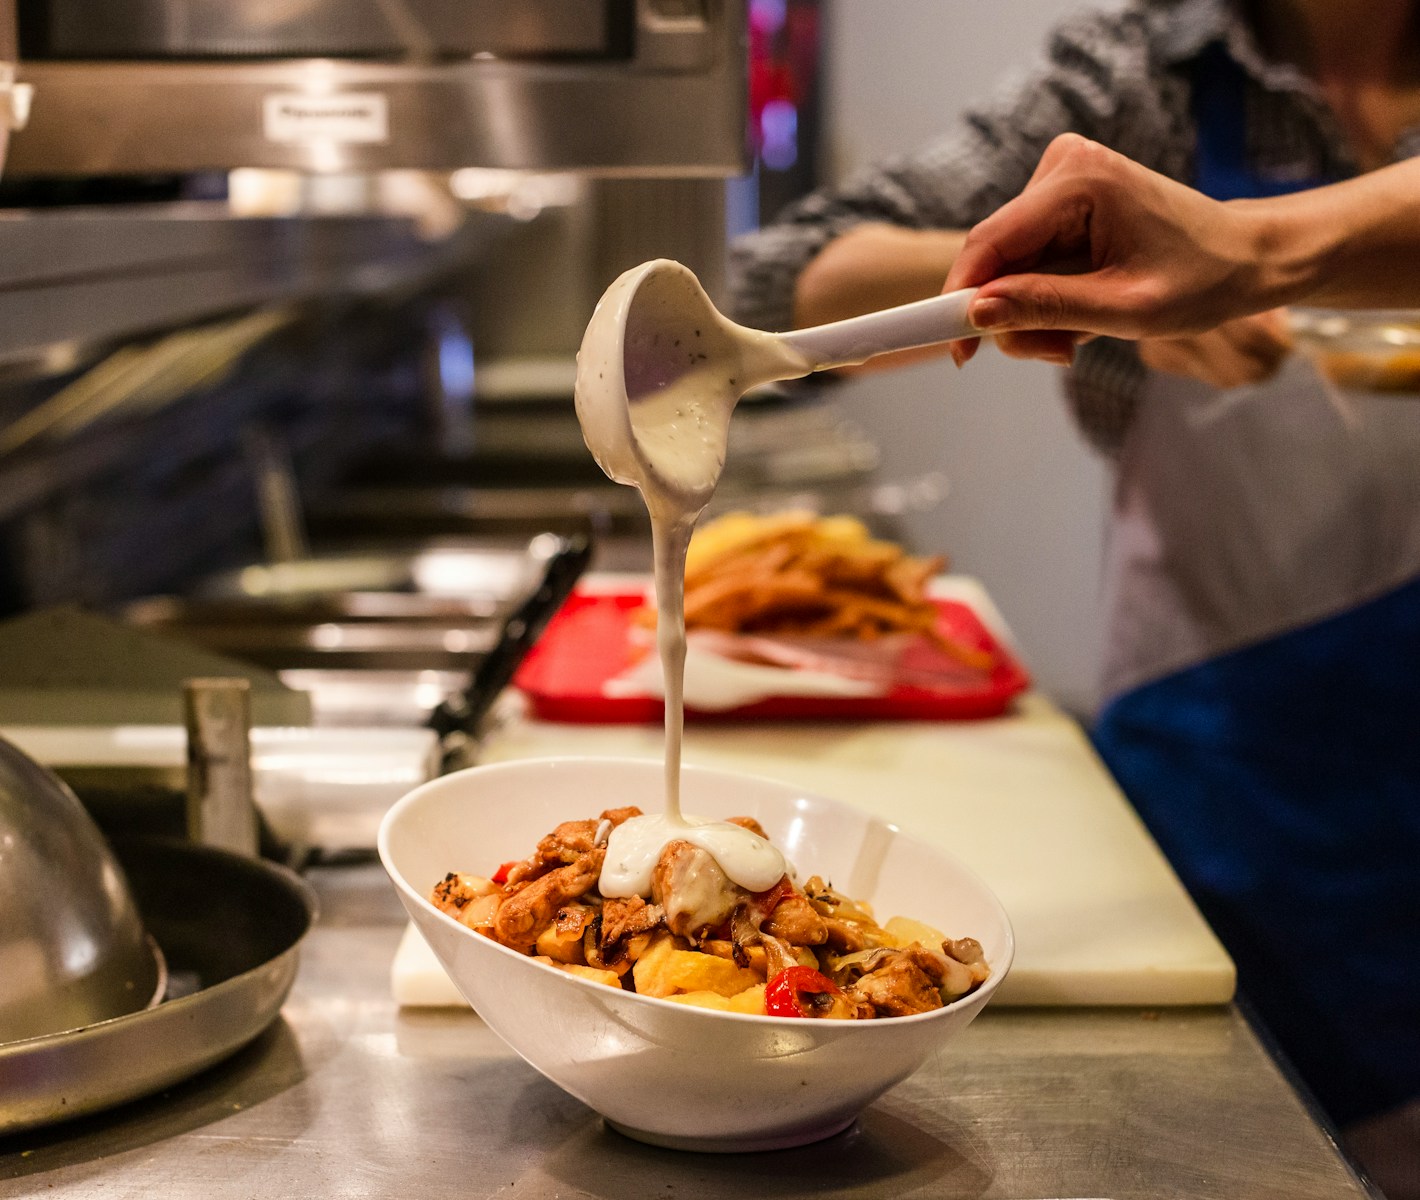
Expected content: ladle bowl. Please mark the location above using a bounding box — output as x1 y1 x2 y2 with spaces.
0 736 165 1043
574 258 978 502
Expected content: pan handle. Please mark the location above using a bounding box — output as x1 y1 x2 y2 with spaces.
428 530 593 752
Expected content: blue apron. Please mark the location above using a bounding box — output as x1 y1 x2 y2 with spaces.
1091 42 1420 1126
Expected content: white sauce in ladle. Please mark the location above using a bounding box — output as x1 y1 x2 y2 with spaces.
574 261 812 899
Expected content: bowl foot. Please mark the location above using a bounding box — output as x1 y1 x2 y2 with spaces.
603 1113 859 1154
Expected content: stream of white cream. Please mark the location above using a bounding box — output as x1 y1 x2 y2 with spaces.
574 266 811 899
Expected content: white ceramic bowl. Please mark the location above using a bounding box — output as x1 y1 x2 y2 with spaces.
378 757 1014 1152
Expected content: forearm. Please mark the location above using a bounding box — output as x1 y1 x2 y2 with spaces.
1242 157 1420 311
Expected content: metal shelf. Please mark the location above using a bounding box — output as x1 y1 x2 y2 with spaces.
0 203 487 366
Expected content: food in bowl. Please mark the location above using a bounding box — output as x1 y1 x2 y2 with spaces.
430 802 990 1020
379 757 1014 1152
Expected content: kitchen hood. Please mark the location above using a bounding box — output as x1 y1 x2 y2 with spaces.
5 0 748 177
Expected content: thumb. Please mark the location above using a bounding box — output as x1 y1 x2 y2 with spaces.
967 273 1131 338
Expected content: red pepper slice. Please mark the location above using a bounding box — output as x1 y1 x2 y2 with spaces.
491 860 520 885
764 965 843 1018
748 877 794 922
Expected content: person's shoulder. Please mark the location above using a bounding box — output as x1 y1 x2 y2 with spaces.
1046 0 1221 68
1019 0 1205 167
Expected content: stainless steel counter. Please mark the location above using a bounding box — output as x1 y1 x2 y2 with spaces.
0 860 1374 1200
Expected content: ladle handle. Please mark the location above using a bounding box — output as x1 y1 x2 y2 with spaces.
777 287 980 371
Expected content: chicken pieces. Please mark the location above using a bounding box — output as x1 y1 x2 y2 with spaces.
651 839 745 940
761 891 828 945
494 849 606 952
505 805 643 886
847 946 950 1018
432 811 989 1019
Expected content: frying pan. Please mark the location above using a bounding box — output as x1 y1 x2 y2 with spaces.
0 837 316 1135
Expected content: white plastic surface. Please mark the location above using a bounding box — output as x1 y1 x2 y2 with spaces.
426 575 1232 1008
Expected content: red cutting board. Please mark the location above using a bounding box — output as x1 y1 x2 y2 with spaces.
513 590 1030 723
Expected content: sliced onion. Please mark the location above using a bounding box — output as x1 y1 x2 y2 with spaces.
825 947 896 985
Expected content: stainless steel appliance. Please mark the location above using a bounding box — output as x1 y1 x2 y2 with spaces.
0 0 30 173
8 0 748 176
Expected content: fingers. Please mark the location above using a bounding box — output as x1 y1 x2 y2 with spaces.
1029 132 1099 184
945 185 1089 294
966 269 1149 339
945 233 1012 295
1237 307 1293 354
944 135 1135 362
993 330 1078 366
946 136 1124 295
1138 320 1291 388
948 189 1093 290
949 330 1081 369
1209 312 1293 381
1139 337 1221 385
948 336 980 368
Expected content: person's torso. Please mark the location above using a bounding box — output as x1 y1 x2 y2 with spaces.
1101 40 1420 698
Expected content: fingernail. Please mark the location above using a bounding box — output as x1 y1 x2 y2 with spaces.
1043 349 1074 367
970 296 1017 331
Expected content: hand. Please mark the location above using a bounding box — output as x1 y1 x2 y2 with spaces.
943 135 1268 366
1138 310 1293 389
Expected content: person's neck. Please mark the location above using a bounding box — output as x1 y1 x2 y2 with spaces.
1252 0 1418 86
1250 0 1420 169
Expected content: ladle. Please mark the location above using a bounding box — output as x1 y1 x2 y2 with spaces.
574 258 978 504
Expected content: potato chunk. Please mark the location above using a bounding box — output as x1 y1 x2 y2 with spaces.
532 956 623 989
535 922 588 965
883 915 949 950
632 931 762 999
666 984 767 1014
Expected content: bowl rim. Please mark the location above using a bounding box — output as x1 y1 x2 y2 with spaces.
378 754 1015 1029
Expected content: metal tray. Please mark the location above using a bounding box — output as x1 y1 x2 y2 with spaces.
1289 307 1420 392
191 539 551 603
0 838 316 1135
115 614 505 671
121 537 562 671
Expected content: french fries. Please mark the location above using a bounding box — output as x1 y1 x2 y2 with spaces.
645 510 993 670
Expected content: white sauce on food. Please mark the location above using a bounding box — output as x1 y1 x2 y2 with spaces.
575 262 811 899
599 810 788 899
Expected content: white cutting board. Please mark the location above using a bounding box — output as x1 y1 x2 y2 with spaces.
395 578 1234 1008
